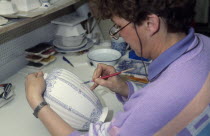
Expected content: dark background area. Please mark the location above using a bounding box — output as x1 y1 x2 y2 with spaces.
194 1 210 37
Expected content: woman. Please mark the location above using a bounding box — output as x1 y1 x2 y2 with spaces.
25 0 210 135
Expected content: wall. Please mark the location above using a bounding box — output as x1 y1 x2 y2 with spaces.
0 24 56 82
98 19 113 40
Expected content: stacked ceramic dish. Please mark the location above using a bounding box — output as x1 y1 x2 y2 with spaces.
53 23 94 53
25 43 56 69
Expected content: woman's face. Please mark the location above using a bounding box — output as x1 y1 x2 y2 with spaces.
112 16 150 58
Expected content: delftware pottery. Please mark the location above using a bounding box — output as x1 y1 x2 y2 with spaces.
44 69 108 130
111 37 128 56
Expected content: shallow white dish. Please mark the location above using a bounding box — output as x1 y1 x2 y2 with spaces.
53 36 88 49
87 48 122 67
44 69 108 130
53 38 87 50
0 1 17 15
56 24 86 37
55 40 94 53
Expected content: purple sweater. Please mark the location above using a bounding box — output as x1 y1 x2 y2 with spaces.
70 28 210 136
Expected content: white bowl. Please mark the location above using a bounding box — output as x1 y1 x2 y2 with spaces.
0 1 17 15
87 48 122 67
56 24 86 37
44 69 108 130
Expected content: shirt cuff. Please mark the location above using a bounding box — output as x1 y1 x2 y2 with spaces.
116 81 135 103
68 131 81 136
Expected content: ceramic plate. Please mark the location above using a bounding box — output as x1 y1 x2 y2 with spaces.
53 38 88 50
55 40 94 53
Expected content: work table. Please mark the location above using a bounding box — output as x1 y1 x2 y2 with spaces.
0 51 123 136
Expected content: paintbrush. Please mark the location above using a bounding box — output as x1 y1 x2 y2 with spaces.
82 68 135 84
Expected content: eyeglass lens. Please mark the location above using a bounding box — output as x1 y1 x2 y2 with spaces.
110 25 120 39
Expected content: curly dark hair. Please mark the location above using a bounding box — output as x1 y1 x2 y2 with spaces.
89 0 196 33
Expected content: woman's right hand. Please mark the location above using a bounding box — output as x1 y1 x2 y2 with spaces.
90 63 129 97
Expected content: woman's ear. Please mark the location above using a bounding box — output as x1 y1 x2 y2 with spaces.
145 14 160 36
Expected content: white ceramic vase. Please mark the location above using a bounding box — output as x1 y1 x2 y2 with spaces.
44 69 108 130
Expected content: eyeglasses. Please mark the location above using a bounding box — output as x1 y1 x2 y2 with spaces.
109 22 131 40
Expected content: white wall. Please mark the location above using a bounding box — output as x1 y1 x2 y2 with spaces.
98 19 113 40
0 24 56 82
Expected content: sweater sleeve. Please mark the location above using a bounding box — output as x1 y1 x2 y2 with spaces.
69 82 141 136
116 81 139 103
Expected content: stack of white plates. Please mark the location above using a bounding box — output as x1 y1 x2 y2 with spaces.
53 22 95 53
54 38 94 53
54 37 88 50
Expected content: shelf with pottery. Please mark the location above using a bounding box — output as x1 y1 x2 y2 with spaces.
0 0 82 44
0 50 123 136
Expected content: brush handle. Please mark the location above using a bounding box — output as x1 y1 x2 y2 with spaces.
100 72 121 79
100 68 135 79
82 72 121 84
82 68 135 84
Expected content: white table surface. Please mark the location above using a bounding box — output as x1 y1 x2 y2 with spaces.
0 46 124 136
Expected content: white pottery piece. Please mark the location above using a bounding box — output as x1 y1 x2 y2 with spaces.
54 34 86 47
44 68 108 130
11 0 41 12
0 16 8 26
56 24 86 37
0 0 17 15
50 0 59 4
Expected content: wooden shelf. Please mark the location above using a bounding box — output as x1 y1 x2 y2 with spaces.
0 0 82 44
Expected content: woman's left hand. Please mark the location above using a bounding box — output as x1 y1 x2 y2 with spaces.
25 71 46 110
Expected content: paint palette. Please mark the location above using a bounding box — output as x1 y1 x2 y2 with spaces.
25 43 56 69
